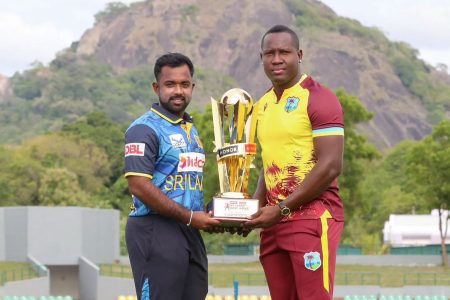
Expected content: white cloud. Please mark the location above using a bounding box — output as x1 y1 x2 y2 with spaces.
0 12 74 76
1 0 449 76
0 0 139 76
321 0 450 68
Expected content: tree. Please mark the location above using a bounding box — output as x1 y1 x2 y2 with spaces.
357 141 424 238
406 120 450 265
94 2 128 23
61 111 125 184
335 90 379 230
39 168 90 206
0 146 43 206
13 133 114 208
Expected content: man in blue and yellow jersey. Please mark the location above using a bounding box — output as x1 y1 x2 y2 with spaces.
244 25 345 299
124 53 220 300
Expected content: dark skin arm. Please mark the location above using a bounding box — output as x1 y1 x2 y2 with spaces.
244 135 344 228
127 176 221 230
253 168 268 207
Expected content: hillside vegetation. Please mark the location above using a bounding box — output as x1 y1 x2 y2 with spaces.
0 0 449 146
0 0 449 256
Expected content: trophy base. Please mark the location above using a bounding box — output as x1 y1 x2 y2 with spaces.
212 194 259 227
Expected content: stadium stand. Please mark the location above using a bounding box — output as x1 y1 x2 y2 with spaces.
116 297 137 300
1 297 72 300
343 296 447 300
203 296 271 300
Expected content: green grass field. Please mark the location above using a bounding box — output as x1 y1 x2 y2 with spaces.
2 261 449 288
0 262 38 285
99 262 450 288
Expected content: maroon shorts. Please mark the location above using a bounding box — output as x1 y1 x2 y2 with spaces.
259 213 344 300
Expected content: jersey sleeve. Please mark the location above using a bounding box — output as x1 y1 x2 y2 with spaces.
124 124 159 178
307 87 345 138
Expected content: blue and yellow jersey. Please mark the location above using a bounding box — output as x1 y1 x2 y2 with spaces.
257 74 345 221
124 103 205 217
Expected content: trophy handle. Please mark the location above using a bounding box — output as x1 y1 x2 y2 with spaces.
211 97 224 151
211 97 228 193
247 101 259 144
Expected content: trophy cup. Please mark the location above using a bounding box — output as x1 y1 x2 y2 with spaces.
210 88 260 226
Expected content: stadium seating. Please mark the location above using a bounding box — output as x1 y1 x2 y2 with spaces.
342 296 447 300
0 297 275 300
1 297 72 300
202 296 272 300
344 296 377 300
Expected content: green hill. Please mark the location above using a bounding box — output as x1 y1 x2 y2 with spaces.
0 0 449 148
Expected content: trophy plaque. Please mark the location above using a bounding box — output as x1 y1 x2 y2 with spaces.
210 88 259 226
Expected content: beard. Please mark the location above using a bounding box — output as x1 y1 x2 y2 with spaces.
160 96 190 116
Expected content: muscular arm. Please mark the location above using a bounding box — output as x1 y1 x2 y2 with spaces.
128 176 220 229
253 168 268 207
245 135 343 228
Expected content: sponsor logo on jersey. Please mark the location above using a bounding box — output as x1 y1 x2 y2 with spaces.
125 143 145 157
304 251 321 271
169 134 187 148
178 152 205 172
285 97 300 112
163 174 203 191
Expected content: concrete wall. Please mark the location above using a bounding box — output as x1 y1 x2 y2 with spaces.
0 206 120 265
98 276 136 300
3 207 28 261
0 208 4 260
0 277 49 297
334 285 450 297
28 207 83 265
79 256 99 300
336 255 443 266
82 209 120 263
48 265 79 299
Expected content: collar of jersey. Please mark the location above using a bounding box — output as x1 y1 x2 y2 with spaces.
150 103 193 124
272 73 308 102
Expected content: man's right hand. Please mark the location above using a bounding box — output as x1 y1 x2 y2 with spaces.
190 211 221 230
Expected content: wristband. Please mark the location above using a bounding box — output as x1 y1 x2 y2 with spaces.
187 210 193 226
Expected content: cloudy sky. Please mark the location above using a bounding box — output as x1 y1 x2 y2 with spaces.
1 0 449 76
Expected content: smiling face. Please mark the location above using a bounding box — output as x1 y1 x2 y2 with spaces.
152 64 194 117
261 32 303 92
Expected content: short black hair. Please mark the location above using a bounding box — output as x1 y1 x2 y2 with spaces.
261 25 300 49
154 53 194 81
